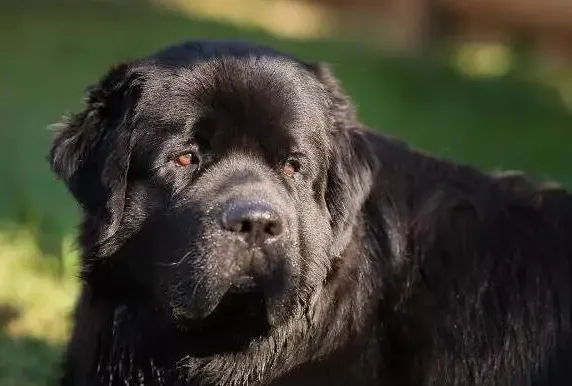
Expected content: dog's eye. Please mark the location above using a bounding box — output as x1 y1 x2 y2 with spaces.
174 152 199 167
281 157 301 178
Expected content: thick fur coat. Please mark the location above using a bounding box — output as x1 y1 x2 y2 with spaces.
49 39 572 386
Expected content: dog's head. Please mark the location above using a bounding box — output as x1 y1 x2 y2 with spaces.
50 40 374 353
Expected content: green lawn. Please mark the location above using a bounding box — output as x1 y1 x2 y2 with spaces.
1 1 571 384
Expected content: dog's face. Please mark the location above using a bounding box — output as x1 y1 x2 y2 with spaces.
50 41 373 354
122 56 335 327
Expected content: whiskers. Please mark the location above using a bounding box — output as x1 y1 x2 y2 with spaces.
157 249 194 267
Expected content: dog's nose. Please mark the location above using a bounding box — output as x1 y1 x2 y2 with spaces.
221 200 283 245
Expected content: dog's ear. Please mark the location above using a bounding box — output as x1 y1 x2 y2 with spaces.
309 63 358 133
49 62 142 250
310 63 376 256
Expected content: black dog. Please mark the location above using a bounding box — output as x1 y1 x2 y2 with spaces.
49 39 572 386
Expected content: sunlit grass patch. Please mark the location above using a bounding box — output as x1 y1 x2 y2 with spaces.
0 227 79 344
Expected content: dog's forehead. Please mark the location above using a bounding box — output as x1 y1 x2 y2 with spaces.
135 56 330 153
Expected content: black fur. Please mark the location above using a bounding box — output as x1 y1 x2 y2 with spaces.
49 39 572 386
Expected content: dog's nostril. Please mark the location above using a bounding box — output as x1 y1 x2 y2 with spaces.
222 200 284 244
239 220 252 234
265 220 282 236
227 219 252 234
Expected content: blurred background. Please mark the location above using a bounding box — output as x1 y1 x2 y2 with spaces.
0 0 570 384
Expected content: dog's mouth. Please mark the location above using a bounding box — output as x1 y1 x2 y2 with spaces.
176 282 272 357
167 258 296 356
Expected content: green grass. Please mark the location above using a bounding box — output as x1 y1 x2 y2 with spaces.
0 228 76 385
1 1 571 384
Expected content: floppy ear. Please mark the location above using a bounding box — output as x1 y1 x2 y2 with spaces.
49 63 142 252
311 63 376 256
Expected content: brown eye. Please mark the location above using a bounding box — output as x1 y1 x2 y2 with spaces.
174 153 196 167
281 158 301 178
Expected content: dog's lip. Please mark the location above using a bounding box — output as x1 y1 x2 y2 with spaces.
177 277 261 320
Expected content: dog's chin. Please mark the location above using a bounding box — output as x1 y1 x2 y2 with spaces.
170 283 292 356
